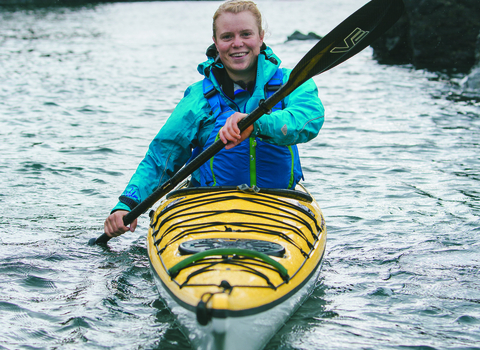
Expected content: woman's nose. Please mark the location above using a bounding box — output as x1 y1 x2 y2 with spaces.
232 35 243 47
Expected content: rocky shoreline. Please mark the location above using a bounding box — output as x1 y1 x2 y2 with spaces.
370 0 480 96
372 0 479 71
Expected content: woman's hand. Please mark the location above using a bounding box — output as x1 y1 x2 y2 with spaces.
104 210 137 237
219 112 254 150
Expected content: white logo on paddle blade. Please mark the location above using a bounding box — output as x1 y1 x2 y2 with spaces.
330 28 369 53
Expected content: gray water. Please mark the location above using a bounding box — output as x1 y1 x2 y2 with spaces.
1 1 479 349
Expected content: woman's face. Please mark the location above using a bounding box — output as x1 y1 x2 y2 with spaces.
213 11 264 83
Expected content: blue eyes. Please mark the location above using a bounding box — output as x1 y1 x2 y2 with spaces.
221 32 253 40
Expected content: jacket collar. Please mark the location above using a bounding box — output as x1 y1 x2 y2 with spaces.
197 43 281 98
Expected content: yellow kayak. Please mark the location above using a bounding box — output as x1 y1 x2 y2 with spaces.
147 183 327 350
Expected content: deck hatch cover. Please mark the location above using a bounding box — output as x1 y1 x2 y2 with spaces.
178 238 285 257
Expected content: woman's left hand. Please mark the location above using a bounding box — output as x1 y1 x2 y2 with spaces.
219 112 254 150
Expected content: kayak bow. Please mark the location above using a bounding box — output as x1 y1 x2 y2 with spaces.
147 184 326 350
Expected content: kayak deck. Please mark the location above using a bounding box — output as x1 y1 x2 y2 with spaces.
147 185 327 323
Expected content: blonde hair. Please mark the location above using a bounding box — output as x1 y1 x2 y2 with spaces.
212 0 263 40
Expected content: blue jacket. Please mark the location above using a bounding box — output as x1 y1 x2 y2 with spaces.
112 45 325 212
199 68 302 189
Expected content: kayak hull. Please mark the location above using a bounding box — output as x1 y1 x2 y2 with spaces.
147 184 327 350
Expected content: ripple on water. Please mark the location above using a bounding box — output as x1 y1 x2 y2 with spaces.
57 147 117 155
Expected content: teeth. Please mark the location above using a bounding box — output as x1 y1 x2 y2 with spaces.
231 53 246 57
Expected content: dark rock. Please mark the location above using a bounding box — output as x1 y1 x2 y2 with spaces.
461 32 480 94
371 0 480 72
287 31 323 42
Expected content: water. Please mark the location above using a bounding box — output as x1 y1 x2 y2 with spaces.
1 0 479 349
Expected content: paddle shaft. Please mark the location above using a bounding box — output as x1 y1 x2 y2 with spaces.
90 0 404 245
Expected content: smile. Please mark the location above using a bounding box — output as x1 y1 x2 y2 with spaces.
231 52 248 58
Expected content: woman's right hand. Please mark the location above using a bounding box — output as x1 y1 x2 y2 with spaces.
219 112 253 150
104 210 137 237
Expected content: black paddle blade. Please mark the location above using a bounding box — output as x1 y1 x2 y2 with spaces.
88 233 110 246
89 0 405 245
283 0 405 97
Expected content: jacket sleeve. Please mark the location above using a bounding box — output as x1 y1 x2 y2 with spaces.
111 83 210 212
253 69 324 146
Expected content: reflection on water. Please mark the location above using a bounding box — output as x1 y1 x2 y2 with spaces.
0 1 479 349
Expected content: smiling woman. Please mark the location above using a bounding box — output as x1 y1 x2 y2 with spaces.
212 5 265 83
103 0 325 239
212 10 266 149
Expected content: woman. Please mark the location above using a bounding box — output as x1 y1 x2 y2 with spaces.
104 0 325 237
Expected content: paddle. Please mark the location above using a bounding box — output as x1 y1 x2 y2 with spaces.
89 0 404 246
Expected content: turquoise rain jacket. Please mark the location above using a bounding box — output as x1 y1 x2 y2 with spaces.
199 67 303 189
112 45 325 212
